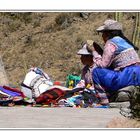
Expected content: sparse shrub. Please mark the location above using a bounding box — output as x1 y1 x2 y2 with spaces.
44 13 80 33
55 13 72 25
0 17 13 25
7 20 21 32
24 35 32 45
55 13 74 30
20 13 33 24
44 24 55 33
79 13 90 19
76 35 84 45
32 19 41 28
2 12 33 24
107 13 115 19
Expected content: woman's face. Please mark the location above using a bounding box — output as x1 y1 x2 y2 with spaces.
80 55 93 66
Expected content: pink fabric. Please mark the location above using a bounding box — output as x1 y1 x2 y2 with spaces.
93 41 140 70
112 48 140 70
93 41 116 68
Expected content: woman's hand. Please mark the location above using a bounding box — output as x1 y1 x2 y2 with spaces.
85 40 103 55
86 40 95 53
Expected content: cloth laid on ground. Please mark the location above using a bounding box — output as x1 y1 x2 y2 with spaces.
0 84 109 108
3 86 25 97
0 86 24 97
35 87 70 105
21 67 77 106
47 85 71 91
0 90 9 97
62 87 84 98
34 85 109 108
0 97 13 106
58 95 84 107
35 86 93 106
0 66 113 108
0 85 25 106
57 87 107 108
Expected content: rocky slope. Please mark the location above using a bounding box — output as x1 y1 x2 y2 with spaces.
0 12 139 86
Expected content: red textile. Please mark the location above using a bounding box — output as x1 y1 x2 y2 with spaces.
36 88 66 105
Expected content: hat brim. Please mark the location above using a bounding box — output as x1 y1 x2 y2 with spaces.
96 25 105 32
77 50 92 55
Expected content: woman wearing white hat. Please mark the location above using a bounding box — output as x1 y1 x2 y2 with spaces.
88 19 140 104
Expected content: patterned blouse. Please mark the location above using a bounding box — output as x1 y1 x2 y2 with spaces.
92 40 140 70
93 41 116 68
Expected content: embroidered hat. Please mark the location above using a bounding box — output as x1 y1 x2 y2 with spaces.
96 19 122 32
77 40 93 55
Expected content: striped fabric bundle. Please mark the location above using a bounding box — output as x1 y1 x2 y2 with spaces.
35 87 67 105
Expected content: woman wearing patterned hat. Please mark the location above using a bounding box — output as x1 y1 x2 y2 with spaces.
88 19 140 105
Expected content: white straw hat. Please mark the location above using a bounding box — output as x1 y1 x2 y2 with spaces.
77 40 93 55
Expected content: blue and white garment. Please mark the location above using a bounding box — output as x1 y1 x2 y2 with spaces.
110 36 140 70
92 36 140 93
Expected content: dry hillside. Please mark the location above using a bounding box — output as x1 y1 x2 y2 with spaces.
0 12 139 87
